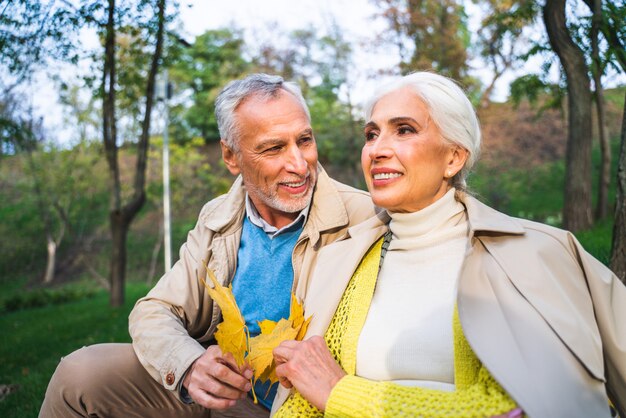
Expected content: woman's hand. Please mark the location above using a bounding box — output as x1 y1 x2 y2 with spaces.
273 336 347 411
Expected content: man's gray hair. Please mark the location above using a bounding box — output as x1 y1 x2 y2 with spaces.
215 73 310 150
364 72 481 191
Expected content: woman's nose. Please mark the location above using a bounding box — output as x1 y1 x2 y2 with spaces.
368 134 392 160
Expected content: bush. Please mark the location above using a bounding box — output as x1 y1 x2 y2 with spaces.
1 286 97 313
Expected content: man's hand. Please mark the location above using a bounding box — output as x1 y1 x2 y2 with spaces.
273 336 346 411
182 345 253 410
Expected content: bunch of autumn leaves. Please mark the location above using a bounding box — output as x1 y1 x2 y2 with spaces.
201 269 311 402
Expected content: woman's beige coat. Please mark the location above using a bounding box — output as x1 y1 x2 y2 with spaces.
272 194 626 418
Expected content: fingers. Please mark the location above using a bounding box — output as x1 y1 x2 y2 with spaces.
193 388 238 410
275 363 293 388
184 345 252 409
272 336 345 411
204 360 251 398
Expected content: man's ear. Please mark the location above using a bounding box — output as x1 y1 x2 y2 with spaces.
221 140 241 176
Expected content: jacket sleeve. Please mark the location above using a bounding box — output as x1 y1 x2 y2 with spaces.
274 364 517 418
572 234 626 417
128 203 218 395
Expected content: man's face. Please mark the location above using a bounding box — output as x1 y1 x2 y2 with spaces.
221 90 318 228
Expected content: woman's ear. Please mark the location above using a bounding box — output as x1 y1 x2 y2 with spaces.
446 145 468 178
221 140 241 176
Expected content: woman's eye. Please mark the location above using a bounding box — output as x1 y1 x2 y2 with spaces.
364 131 378 142
398 125 415 135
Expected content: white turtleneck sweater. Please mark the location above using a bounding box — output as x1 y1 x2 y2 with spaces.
356 188 469 392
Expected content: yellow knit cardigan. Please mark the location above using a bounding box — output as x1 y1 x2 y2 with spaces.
275 237 518 417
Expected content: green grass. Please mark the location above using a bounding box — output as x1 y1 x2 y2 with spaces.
0 283 150 418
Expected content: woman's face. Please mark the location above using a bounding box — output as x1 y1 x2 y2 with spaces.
361 87 467 213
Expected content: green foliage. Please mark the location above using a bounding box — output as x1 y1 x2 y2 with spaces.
576 218 614 265
509 74 565 111
470 159 566 225
0 143 109 281
373 0 474 88
1 285 97 313
169 29 250 144
0 0 81 79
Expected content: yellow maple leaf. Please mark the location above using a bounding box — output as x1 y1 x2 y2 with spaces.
295 315 312 341
247 318 298 385
258 319 277 334
200 268 248 367
289 293 305 329
289 294 311 340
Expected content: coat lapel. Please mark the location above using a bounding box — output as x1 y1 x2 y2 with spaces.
303 215 388 337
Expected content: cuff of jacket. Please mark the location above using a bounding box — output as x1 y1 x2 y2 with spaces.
325 375 375 417
159 341 206 399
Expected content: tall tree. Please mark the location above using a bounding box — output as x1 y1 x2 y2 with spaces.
101 0 167 306
474 0 538 108
373 0 473 86
611 92 626 282
590 0 610 220
543 0 594 231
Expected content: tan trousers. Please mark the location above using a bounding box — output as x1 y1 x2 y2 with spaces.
38 343 270 418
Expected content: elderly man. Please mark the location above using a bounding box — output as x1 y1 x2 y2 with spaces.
38 74 375 418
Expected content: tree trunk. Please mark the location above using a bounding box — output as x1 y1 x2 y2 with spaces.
102 0 122 306
543 0 593 231
43 235 57 284
102 0 166 306
592 0 610 220
610 92 626 283
109 210 129 306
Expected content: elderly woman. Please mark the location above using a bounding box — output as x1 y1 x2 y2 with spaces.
269 72 626 417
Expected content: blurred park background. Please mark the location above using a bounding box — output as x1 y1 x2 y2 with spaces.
1 0 625 416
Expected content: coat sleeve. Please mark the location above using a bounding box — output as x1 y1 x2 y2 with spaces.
128 203 219 395
572 234 626 417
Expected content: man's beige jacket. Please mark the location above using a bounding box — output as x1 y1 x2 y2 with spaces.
272 194 626 418
129 166 376 396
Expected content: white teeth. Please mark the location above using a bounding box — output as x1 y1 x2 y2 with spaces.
284 179 306 187
373 172 402 180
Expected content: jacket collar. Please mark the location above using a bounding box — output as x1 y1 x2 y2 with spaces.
461 193 525 237
202 175 246 232
201 164 350 242
301 164 352 247
343 192 526 241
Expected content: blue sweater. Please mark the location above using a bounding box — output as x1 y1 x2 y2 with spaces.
231 216 302 409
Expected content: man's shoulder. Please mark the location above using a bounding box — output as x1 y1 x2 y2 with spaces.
328 178 378 225
330 178 370 199
196 180 246 230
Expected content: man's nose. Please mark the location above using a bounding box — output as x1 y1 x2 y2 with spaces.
285 146 308 175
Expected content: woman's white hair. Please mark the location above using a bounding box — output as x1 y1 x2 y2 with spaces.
215 73 310 151
364 71 481 190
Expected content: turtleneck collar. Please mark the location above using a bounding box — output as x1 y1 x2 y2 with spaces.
388 188 466 241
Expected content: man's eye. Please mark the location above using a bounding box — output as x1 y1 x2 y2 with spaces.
299 136 313 144
264 146 282 153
